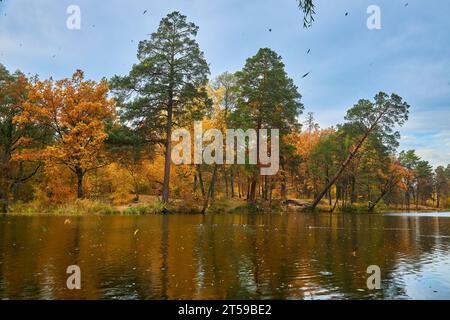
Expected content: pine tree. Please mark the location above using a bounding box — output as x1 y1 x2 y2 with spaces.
111 11 210 204
233 48 303 203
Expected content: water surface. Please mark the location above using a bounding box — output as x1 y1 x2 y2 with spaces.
1 212 450 300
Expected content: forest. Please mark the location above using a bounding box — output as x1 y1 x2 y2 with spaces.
1 11 449 215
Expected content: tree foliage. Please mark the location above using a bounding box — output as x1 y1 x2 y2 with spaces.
17 70 115 199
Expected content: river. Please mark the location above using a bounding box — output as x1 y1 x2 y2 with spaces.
1 212 450 300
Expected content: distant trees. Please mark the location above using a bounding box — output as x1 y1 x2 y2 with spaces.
18 70 115 199
435 165 450 208
111 11 210 204
414 160 434 208
398 150 435 209
368 159 406 212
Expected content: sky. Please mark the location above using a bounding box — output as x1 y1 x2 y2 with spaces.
0 0 449 167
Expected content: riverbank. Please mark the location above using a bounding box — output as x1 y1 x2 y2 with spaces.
4 196 449 216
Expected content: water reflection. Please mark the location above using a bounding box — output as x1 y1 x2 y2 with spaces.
1 212 450 300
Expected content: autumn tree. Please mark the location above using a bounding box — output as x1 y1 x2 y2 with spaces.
233 48 303 204
368 158 406 211
310 92 410 209
111 11 210 204
0 65 48 212
18 70 115 199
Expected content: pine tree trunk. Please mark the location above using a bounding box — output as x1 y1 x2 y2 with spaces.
162 92 173 204
249 180 257 204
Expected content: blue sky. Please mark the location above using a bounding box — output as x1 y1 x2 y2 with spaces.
1 0 449 167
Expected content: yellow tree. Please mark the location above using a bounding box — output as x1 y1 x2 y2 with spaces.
17 70 115 199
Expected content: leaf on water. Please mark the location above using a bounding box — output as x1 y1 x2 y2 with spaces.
134 229 140 237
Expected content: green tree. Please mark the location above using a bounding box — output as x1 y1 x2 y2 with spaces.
233 48 303 203
399 150 420 208
311 92 410 209
111 11 210 204
434 165 449 208
415 160 433 208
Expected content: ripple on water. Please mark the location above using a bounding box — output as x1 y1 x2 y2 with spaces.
1 213 450 299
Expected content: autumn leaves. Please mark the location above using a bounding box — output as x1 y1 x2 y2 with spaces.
16 70 115 199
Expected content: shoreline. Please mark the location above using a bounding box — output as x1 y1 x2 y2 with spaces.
3 197 449 217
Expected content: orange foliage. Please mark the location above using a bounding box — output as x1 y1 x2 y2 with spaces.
16 70 115 172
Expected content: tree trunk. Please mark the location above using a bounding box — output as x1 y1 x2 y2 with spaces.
369 191 388 212
202 165 218 214
230 167 235 198
224 169 229 198
193 171 198 193
269 178 273 206
162 93 174 204
75 166 85 199
249 180 257 204
0 188 8 213
196 165 205 197
248 121 261 205
406 188 410 209
437 191 441 209
237 173 242 198
281 177 287 201
350 174 357 204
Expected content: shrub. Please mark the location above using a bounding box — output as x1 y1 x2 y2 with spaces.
206 198 230 214
123 201 166 215
52 199 119 216
340 204 371 214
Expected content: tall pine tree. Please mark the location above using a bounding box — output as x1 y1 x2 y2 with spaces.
111 12 210 204
233 48 303 203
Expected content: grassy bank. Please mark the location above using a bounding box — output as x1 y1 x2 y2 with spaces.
5 196 449 216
